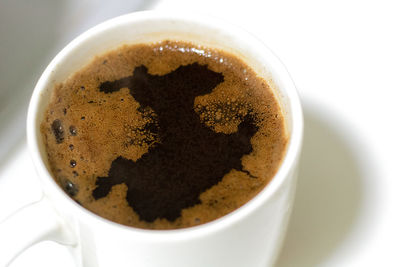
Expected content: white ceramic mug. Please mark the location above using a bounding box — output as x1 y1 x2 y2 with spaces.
0 11 303 267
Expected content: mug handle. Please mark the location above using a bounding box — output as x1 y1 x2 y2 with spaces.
0 195 76 266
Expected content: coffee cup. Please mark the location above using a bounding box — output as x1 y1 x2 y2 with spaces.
0 11 303 267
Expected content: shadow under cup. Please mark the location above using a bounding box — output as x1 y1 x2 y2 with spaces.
27 11 303 267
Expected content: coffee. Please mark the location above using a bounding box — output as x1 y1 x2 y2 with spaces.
41 40 287 229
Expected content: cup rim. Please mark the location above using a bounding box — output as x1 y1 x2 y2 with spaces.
27 10 303 240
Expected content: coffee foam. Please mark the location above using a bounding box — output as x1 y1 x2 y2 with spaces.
41 40 287 229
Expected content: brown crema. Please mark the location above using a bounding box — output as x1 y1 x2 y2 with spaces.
41 40 288 230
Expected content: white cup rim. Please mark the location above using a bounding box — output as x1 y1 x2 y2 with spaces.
27 10 303 241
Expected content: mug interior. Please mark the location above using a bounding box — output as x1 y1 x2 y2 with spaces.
27 11 303 238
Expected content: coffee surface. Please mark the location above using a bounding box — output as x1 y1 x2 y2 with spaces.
41 41 287 229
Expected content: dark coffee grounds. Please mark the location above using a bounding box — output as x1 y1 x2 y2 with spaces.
92 63 258 222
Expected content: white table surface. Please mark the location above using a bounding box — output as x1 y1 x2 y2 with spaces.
1 0 400 266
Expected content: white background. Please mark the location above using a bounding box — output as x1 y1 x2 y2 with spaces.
1 0 399 266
